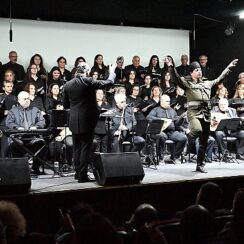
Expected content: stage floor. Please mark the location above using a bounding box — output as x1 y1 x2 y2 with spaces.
30 160 244 194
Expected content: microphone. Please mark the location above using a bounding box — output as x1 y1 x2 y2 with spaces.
9 29 13 42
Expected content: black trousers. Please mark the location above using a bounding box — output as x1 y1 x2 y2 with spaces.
188 118 210 167
72 132 93 178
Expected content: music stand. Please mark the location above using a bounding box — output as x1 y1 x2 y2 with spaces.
216 118 241 163
144 120 164 169
50 109 73 175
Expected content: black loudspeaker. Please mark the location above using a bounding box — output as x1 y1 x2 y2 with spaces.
93 152 145 186
0 158 31 193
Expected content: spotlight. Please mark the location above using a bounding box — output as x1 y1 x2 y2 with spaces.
239 10 244 19
225 23 235 36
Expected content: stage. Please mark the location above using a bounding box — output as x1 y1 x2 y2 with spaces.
30 160 244 194
1 160 244 233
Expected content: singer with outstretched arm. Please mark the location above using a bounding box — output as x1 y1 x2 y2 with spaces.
63 62 116 183
166 57 238 173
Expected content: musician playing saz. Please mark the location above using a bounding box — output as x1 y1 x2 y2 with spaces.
146 94 187 164
110 93 145 154
211 98 244 160
5 91 46 174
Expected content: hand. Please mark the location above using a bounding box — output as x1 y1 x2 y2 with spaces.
227 59 238 69
164 57 173 67
4 110 9 116
119 124 128 131
30 126 37 130
114 130 121 136
17 127 25 130
109 63 116 74
56 104 64 110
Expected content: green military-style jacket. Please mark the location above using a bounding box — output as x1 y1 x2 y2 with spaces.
173 67 231 121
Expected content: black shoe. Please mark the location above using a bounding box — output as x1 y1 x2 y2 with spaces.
236 154 244 160
78 175 96 183
74 172 78 180
196 165 207 173
31 168 42 175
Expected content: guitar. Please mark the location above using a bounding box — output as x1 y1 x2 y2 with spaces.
161 111 187 131
210 112 228 131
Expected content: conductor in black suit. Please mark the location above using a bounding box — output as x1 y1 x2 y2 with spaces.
63 62 116 182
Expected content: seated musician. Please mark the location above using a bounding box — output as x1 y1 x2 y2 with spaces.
5 91 46 174
211 98 244 160
110 93 145 155
146 94 187 164
229 84 244 117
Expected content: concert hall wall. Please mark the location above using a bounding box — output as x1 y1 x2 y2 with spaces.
0 17 189 71
190 21 244 97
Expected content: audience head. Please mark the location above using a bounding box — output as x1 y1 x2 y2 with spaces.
234 84 244 98
90 70 98 80
160 94 171 109
196 182 223 214
231 188 244 242
2 80 13 95
96 89 107 103
4 70 15 82
189 61 202 80
48 83 60 97
150 86 162 99
114 93 126 109
176 86 185 97
18 91 31 108
94 54 104 66
68 202 94 228
131 85 140 97
180 204 214 244
218 98 229 112
238 72 244 84
132 56 140 68
148 55 160 68
133 203 159 230
115 86 126 95
50 66 61 80
144 74 152 85
75 212 122 244
24 82 36 96
74 56 86 68
0 201 26 243
8 51 18 64
180 54 189 66
29 53 44 68
216 86 228 98
199 54 208 67
57 56 67 69
116 56 124 68
128 70 136 81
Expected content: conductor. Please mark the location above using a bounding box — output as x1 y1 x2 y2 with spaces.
63 62 116 182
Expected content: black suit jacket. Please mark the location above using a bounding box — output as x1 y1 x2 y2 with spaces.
63 74 114 134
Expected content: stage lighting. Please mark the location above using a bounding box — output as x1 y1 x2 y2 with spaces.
239 10 244 19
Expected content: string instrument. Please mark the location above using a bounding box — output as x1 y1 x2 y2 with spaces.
210 112 228 131
161 111 187 131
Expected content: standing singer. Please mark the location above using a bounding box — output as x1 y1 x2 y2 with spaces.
168 58 238 173
63 62 116 183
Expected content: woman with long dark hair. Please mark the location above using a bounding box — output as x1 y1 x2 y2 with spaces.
90 54 107 80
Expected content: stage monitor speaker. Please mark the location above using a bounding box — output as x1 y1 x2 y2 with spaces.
93 152 145 186
0 158 31 193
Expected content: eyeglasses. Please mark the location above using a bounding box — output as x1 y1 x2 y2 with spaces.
22 97 30 101
10 55 17 58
